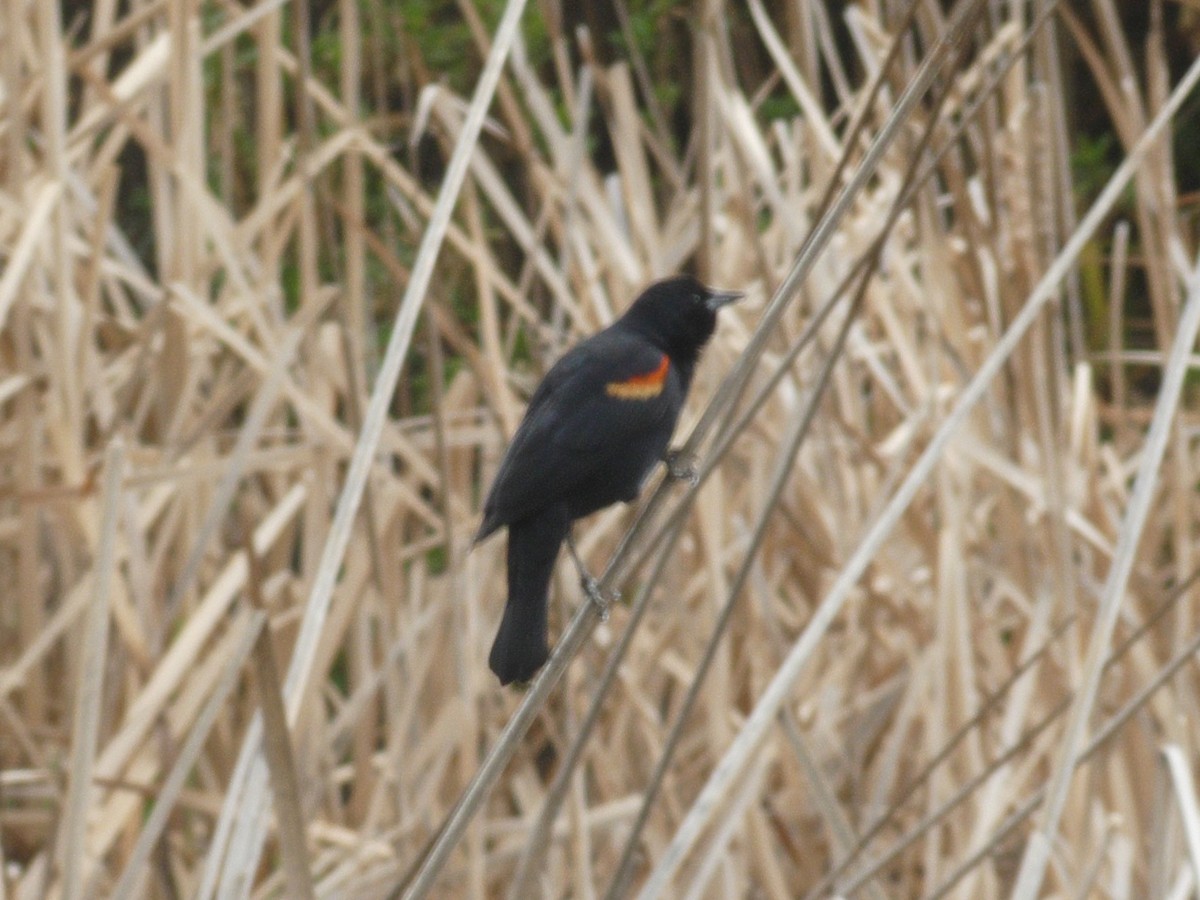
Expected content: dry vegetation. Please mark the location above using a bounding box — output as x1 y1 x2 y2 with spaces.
4 0 1200 897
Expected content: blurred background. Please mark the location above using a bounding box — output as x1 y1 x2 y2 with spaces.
4 1 1200 897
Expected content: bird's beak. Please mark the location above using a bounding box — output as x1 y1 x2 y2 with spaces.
705 288 744 311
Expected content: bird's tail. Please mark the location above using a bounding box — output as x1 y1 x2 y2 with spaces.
489 506 570 685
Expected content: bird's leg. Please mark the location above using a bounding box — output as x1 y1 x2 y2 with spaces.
663 447 700 486
564 530 597 597
565 531 617 620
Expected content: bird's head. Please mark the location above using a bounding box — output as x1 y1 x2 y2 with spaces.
621 276 743 361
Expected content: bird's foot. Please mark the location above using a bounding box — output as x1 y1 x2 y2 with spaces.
580 574 620 622
664 447 700 486
567 531 620 620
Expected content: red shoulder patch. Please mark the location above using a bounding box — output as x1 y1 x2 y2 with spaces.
606 353 670 400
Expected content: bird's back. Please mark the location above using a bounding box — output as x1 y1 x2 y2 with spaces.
476 322 686 540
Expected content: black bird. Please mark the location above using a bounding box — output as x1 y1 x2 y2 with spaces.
474 276 743 685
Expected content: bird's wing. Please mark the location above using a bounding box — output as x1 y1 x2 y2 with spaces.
478 330 681 534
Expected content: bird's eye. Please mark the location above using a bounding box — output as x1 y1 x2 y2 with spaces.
692 293 701 303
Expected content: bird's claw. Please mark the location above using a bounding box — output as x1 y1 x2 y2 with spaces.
581 574 620 622
664 448 700 486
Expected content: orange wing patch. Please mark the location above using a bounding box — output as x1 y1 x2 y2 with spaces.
606 353 670 400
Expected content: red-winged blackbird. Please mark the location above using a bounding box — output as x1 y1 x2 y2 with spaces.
474 276 743 685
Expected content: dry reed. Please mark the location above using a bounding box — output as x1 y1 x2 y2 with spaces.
3 1 1200 898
